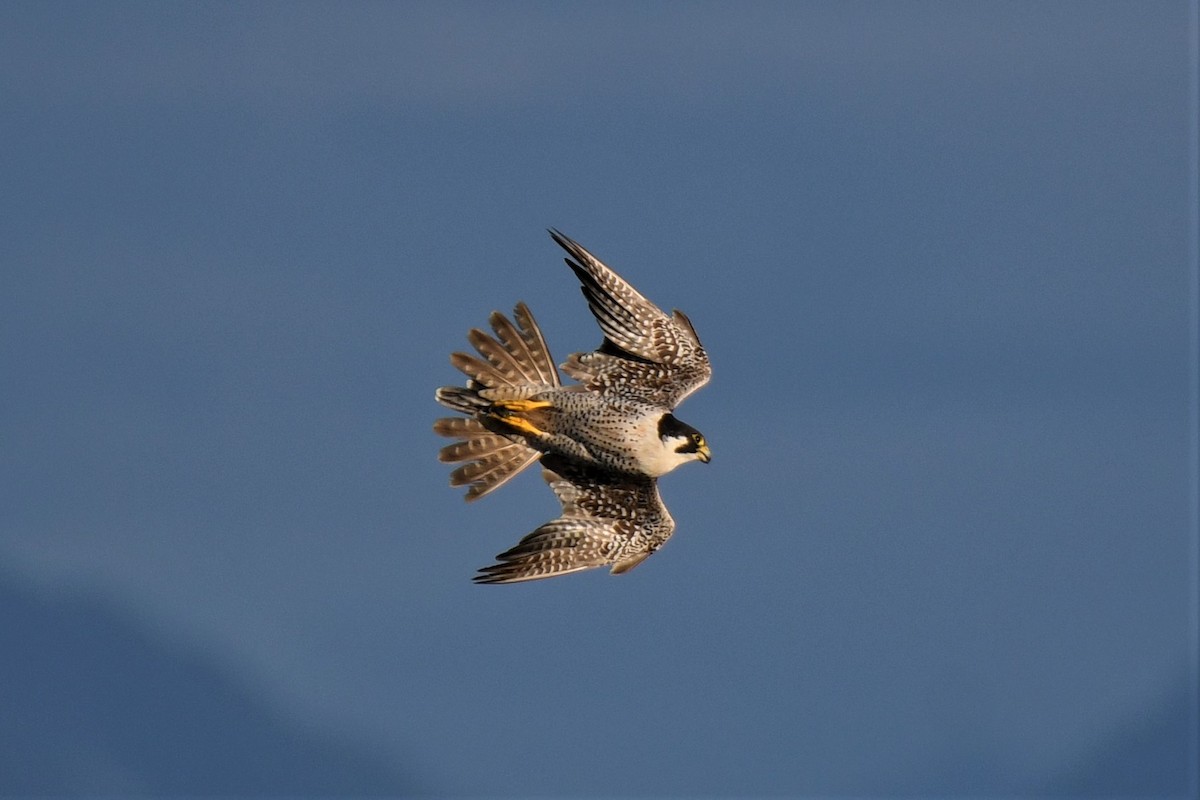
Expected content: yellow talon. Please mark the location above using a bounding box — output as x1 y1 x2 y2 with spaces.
485 398 552 437
492 399 553 413
491 414 546 437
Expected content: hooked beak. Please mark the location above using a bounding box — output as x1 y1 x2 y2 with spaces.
697 443 712 463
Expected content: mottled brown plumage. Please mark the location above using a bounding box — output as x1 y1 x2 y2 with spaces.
434 231 711 583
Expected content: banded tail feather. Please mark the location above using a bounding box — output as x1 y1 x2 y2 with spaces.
434 303 560 501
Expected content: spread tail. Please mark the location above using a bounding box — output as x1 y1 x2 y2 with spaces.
433 417 541 501
434 303 560 500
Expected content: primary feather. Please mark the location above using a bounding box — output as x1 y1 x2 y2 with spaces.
434 231 711 581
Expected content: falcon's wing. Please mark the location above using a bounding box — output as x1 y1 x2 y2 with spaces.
473 455 676 584
549 230 711 409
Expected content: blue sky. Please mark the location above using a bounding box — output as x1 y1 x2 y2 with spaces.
1 1 1196 795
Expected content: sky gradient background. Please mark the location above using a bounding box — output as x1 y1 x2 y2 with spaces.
2 1 1197 796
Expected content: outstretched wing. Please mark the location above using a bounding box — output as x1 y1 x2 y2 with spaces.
549 230 711 409
474 455 676 584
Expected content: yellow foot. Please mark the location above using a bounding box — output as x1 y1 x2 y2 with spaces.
488 412 546 437
486 399 552 437
492 399 553 413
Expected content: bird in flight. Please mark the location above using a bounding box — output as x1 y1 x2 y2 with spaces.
434 230 711 583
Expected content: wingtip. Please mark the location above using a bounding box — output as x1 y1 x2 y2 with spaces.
547 227 581 254
472 563 596 584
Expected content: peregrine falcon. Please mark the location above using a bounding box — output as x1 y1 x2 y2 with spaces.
434 230 711 583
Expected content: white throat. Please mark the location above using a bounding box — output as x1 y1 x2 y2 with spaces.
635 435 697 477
